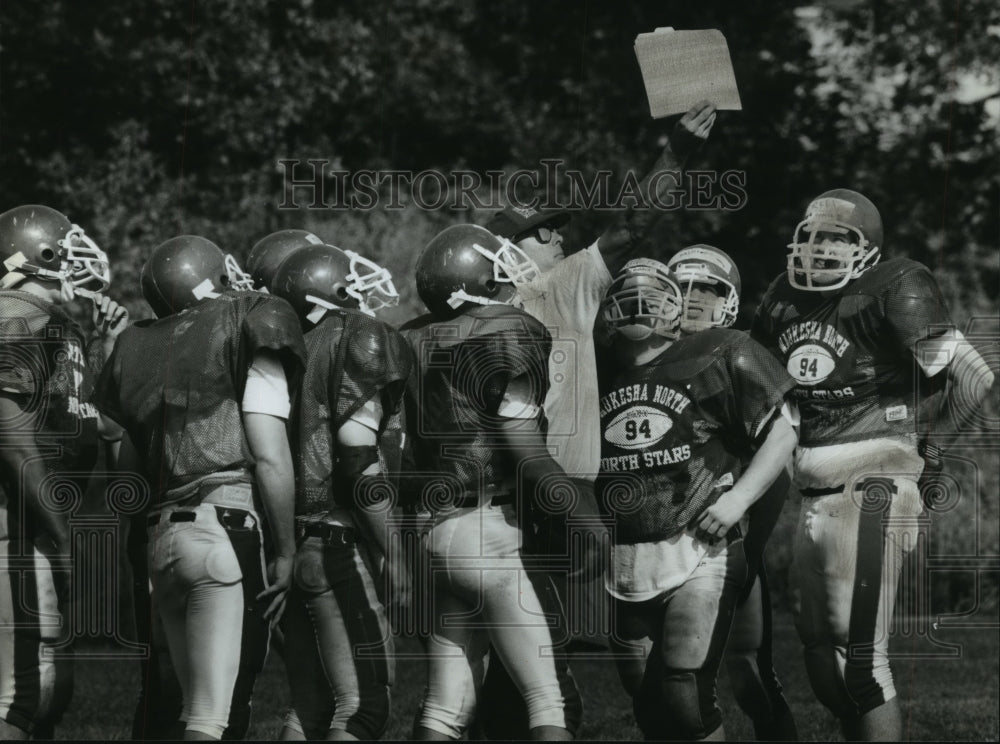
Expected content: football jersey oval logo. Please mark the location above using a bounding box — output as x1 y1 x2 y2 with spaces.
604 405 673 450
787 343 836 386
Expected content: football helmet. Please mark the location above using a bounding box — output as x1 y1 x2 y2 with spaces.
787 188 883 291
415 224 540 317
601 258 683 341
667 244 741 333
0 204 110 297
245 229 323 291
140 235 251 318
270 243 396 325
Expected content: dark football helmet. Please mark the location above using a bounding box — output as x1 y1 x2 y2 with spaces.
0 204 110 297
140 235 252 318
245 229 323 291
601 258 683 341
270 243 397 326
667 244 741 334
787 188 883 291
415 224 539 317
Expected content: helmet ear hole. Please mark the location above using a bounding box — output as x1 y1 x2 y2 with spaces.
40 248 55 262
334 286 350 301
483 279 498 295
219 274 230 287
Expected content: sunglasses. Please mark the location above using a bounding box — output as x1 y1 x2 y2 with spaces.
516 226 557 244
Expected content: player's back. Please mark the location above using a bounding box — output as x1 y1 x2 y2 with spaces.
297 308 412 515
403 304 551 496
96 291 304 500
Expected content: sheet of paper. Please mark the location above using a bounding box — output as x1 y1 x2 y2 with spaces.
634 28 742 118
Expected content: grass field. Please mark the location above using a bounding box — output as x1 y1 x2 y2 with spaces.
59 608 998 741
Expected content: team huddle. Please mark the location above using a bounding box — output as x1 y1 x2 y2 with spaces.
0 100 994 742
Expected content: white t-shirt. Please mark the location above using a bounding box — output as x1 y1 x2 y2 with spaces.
242 352 291 419
515 240 612 480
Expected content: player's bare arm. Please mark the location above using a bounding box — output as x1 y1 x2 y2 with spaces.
918 335 995 466
694 414 798 542
337 415 412 614
244 410 297 626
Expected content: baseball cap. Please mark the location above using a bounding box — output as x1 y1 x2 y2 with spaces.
484 205 571 241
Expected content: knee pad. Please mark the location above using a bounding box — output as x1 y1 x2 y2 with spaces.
803 644 857 719
663 671 721 740
805 641 898 719
844 648 896 716
338 684 390 740
636 671 722 741
290 698 335 740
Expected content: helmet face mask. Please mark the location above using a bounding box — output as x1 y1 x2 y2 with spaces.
342 249 399 315
60 225 111 295
473 238 540 287
787 191 882 291
601 259 683 342
666 245 741 334
223 253 255 291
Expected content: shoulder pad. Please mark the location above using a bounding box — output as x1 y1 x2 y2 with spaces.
466 303 549 342
242 293 307 368
0 292 52 337
847 257 930 296
343 312 413 382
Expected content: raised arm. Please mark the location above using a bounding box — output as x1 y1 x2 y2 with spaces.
597 100 718 274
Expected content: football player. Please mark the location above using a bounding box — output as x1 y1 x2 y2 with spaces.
264 243 409 741
0 204 125 739
404 224 576 741
474 100 718 739
751 189 995 741
95 235 305 740
666 245 798 740
597 258 798 741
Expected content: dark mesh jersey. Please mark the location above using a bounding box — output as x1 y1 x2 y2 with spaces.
0 291 101 506
751 258 951 447
402 304 551 496
95 291 306 503
296 309 413 516
596 328 794 545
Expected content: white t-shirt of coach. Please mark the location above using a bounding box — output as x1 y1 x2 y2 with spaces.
515 240 611 481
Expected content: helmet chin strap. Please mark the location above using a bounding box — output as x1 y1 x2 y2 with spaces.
446 288 507 309
59 279 77 303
